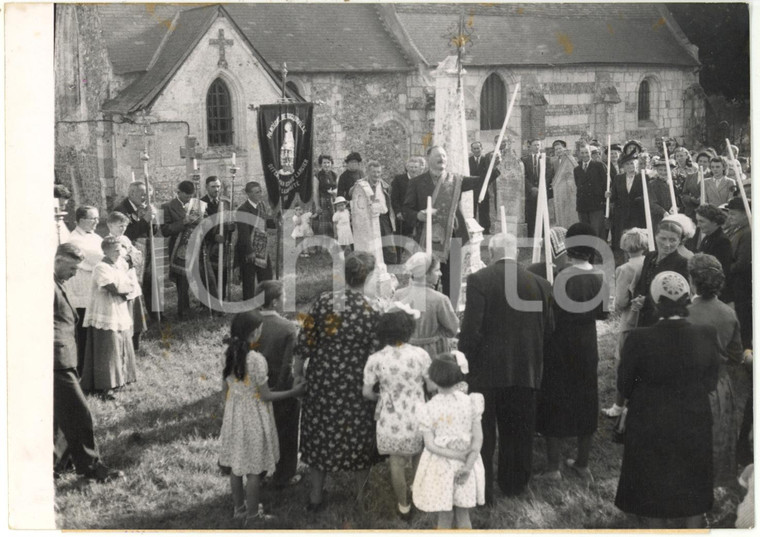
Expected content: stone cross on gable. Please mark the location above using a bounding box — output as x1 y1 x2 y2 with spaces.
209 29 233 69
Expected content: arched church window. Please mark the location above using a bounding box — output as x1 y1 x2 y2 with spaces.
207 78 233 147
480 73 507 130
638 80 651 122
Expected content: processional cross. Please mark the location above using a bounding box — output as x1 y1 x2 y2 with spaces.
447 11 475 90
209 29 233 69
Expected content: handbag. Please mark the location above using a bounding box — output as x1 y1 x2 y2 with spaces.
612 406 628 444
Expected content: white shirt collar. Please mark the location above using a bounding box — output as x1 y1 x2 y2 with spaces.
248 199 259 209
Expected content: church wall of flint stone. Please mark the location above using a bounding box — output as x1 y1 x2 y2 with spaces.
54 4 705 223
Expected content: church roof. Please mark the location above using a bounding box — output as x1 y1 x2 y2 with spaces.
224 4 414 72
97 3 700 113
394 3 700 67
102 5 299 114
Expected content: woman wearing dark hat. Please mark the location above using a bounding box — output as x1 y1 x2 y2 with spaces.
337 151 364 201
694 204 733 286
725 196 752 350
615 271 719 528
536 222 607 482
607 141 646 249
631 219 690 328
649 158 675 227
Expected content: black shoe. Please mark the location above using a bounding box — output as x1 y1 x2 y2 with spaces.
85 463 124 483
397 503 413 522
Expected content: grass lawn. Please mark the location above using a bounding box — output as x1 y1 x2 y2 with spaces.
54 249 746 529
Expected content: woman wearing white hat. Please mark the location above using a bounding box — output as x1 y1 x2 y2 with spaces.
394 252 459 360
615 271 720 528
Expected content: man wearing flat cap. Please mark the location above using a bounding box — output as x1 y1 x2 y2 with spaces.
54 243 123 482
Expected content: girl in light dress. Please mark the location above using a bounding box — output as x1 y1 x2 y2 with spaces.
332 196 353 253
80 236 136 398
602 228 649 418
291 203 315 256
362 304 431 520
218 311 305 527
412 353 485 529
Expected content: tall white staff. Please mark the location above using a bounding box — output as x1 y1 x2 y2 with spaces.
698 165 706 205
661 141 679 213
532 148 548 263
499 205 507 236
726 138 752 223
604 135 612 242
426 196 433 257
217 187 225 304
141 149 161 328
478 83 520 204
641 169 655 251
538 154 553 283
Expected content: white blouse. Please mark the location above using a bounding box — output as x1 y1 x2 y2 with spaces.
82 260 134 331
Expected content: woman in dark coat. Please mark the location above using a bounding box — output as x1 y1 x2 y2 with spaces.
616 271 719 528
632 219 689 327
293 251 380 511
694 204 733 300
609 158 646 250
536 223 607 481
314 154 338 237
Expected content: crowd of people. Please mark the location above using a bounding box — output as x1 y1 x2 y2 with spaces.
52 134 753 529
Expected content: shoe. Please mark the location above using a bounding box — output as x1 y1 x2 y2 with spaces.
534 470 562 482
233 503 247 520
86 463 124 483
245 504 275 527
397 503 413 522
602 404 624 418
565 459 594 482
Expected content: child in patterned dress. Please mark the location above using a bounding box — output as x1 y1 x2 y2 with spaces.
219 311 305 527
363 304 431 520
412 353 485 529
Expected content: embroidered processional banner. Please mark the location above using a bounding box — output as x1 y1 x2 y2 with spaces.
257 103 314 211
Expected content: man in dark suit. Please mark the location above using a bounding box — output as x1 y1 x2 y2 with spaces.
521 139 555 237
161 180 203 319
469 140 501 235
54 243 123 482
459 233 553 502
114 181 159 316
402 145 490 300
236 181 274 300
390 156 423 239
574 144 608 238
255 280 301 487
200 176 233 302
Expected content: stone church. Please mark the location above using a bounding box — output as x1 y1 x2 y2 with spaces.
55 3 705 216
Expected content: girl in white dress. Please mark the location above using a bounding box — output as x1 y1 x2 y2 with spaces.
412 353 485 529
291 204 315 256
332 196 353 253
362 304 431 520
219 311 305 527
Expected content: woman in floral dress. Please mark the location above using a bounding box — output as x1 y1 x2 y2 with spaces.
293 251 380 511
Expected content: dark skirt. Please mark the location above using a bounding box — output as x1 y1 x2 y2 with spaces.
615 383 713 518
80 327 136 392
537 320 599 437
315 194 334 237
